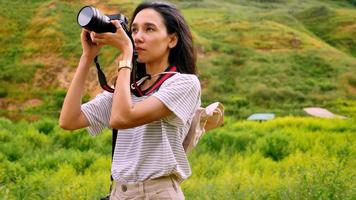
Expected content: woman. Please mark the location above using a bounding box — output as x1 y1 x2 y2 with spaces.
59 1 201 199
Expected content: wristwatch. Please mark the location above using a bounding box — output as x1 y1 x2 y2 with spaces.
118 60 132 72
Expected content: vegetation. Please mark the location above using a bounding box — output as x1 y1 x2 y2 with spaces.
1 0 355 199
348 0 356 6
0 117 354 199
0 0 355 119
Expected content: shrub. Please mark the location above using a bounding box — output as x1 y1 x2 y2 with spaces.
292 53 335 78
53 90 67 110
259 131 291 161
33 118 56 135
23 128 49 150
296 162 354 200
0 160 27 184
319 82 337 92
343 72 356 87
0 118 13 131
53 129 96 151
233 132 257 152
0 129 12 142
0 141 27 161
0 87 8 98
348 0 356 6
1 62 37 83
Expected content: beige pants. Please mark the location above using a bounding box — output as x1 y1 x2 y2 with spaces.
110 176 185 200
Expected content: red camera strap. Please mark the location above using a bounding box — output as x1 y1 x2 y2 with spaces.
94 56 177 96
131 66 177 97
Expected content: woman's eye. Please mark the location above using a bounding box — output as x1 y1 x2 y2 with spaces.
146 27 154 32
131 28 138 33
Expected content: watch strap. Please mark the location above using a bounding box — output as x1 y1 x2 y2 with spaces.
118 60 132 71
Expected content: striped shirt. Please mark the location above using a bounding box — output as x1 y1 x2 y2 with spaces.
81 73 201 184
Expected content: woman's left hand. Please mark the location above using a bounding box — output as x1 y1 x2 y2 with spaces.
89 20 133 58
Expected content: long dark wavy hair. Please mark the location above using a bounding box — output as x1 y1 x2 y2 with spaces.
130 1 197 79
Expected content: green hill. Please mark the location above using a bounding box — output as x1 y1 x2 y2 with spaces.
0 0 355 120
0 1 355 199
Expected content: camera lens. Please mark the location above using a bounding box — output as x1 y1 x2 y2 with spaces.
77 6 93 27
77 6 115 33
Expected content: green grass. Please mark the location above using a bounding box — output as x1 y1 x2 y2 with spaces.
0 116 354 199
181 0 356 118
0 1 355 199
1 0 355 120
296 5 356 57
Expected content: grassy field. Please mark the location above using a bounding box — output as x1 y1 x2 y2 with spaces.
0 0 355 199
0 117 355 199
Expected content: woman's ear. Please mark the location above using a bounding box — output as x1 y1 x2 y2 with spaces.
168 33 178 49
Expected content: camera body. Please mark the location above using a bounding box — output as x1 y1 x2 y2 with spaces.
77 6 130 34
76 6 139 97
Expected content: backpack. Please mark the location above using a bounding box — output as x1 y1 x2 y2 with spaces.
183 102 224 153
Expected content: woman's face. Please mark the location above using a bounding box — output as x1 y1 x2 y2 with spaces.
131 8 177 64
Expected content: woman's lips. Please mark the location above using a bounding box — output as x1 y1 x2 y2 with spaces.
135 47 145 51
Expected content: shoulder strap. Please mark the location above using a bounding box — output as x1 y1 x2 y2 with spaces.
111 129 118 181
107 129 118 193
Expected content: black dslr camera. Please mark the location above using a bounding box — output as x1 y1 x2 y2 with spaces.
77 5 130 35
76 6 139 96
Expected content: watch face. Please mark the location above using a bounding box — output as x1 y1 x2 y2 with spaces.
119 60 132 68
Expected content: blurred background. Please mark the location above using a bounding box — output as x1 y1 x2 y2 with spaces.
0 0 355 199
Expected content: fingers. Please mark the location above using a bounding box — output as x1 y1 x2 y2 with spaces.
90 32 104 39
111 20 126 34
111 20 121 29
81 29 89 39
89 32 105 45
81 29 94 47
84 21 127 46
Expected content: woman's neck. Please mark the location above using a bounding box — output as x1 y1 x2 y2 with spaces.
145 57 170 75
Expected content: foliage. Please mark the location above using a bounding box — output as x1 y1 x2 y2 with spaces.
0 0 355 198
1 0 355 120
0 116 355 199
348 0 356 6
259 131 291 161
184 116 355 199
0 117 112 199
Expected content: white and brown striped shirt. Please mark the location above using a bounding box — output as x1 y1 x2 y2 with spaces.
81 73 201 184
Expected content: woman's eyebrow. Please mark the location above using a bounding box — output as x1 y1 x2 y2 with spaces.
132 22 158 28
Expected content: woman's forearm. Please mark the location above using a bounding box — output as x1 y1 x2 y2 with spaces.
59 55 92 128
110 53 133 129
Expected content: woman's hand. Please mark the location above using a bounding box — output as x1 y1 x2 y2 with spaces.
89 20 133 59
80 29 103 60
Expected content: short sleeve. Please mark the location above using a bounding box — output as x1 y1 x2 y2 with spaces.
152 74 201 126
81 91 112 136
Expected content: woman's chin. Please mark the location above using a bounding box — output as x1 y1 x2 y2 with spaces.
136 56 147 63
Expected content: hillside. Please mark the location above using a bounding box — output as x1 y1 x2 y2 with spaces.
0 0 355 120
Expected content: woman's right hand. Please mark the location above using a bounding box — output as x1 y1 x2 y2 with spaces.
80 29 102 60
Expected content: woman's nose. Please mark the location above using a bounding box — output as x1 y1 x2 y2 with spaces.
133 31 144 44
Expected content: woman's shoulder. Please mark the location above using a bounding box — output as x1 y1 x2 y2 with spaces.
86 90 114 103
164 73 200 87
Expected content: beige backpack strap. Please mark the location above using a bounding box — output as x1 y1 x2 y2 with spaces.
183 102 224 153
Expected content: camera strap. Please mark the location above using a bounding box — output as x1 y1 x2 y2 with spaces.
131 65 178 97
94 56 178 96
94 56 115 93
